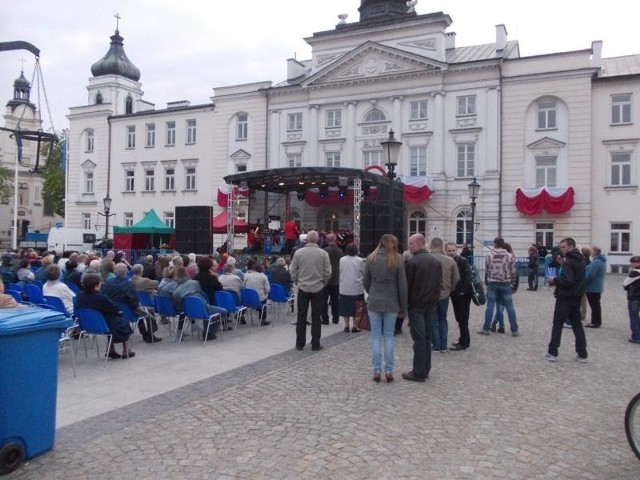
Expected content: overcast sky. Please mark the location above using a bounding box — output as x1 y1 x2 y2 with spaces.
2 0 639 132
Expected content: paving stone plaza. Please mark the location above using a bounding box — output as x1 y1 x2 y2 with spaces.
7 275 640 479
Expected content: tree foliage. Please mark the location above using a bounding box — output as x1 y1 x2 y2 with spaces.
0 165 13 204
41 141 65 217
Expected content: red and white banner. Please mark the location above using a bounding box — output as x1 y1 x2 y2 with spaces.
515 186 574 215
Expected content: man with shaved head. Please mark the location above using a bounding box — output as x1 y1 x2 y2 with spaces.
402 234 442 382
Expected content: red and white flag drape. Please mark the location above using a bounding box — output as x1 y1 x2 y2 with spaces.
515 186 574 215
217 185 250 208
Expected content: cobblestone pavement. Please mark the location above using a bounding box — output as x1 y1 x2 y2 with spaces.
8 276 640 479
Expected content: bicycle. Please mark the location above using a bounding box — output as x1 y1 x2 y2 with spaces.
625 391 640 460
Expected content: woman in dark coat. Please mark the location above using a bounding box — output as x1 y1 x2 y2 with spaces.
75 272 134 359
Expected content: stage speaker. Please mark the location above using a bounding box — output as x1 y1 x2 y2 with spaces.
175 206 213 253
358 183 405 256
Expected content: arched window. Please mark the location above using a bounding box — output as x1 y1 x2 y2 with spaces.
125 95 133 114
95 93 103 105
456 209 472 245
364 109 386 123
409 210 427 237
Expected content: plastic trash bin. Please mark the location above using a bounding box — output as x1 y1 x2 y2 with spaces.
0 307 72 475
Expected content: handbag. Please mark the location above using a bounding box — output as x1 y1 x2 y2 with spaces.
354 300 370 331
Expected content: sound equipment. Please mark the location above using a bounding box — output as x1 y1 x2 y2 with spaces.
174 206 213 253
359 182 405 257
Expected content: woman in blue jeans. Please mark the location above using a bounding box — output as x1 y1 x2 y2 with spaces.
363 234 408 383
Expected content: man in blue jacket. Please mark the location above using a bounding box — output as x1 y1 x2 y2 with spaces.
585 246 606 328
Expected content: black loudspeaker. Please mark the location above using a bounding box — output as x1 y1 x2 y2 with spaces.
175 206 213 254
358 183 405 257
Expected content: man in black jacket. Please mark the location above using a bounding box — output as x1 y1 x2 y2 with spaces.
446 242 472 350
544 237 588 362
402 234 442 382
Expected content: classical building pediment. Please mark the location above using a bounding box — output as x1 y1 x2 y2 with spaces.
303 41 446 87
230 149 251 162
527 136 566 150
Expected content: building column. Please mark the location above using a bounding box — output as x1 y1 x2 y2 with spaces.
345 101 357 168
309 104 319 166
269 109 280 168
431 91 445 176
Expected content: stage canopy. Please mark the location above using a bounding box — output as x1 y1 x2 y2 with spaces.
223 166 390 193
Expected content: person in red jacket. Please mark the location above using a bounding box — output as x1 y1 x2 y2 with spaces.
283 219 298 255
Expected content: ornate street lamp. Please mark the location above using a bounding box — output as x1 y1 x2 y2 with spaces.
97 194 115 243
467 177 481 255
381 129 402 233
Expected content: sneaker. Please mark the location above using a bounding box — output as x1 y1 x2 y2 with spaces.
543 353 558 362
629 338 640 344
575 355 588 363
290 320 297 325
490 323 497 332
511 331 520 337
497 328 505 334
563 323 572 329
477 329 490 335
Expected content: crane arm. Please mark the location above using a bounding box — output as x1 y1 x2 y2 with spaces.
0 41 40 57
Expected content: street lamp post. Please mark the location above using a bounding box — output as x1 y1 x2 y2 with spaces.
467 177 481 256
381 129 402 234
97 194 115 244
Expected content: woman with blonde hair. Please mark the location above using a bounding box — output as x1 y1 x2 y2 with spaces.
363 234 408 383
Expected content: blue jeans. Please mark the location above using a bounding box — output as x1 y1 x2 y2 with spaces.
492 302 505 330
431 298 450 350
629 299 640 342
369 311 396 374
483 284 518 332
408 304 436 379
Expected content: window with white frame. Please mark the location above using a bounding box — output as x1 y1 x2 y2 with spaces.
610 152 632 186
236 114 248 140
364 109 386 123
409 146 427 176
537 100 557 129
82 213 91 229
164 212 175 228
535 156 557 187
126 126 135 149
144 169 155 191
287 153 302 168
86 130 94 152
456 209 472 245
145 123 156 148
326 109 342 128
610 222 631 253
186 119 196 144
535 223 554 249
34 186 40 202
325 152 341 168
84 171 94 194
409 210 427 237
363 150 382 168
166 121 176 146
457 143 475 178
612 94 631 125
185 167 196 190
125 170 135 192
124 212 134 227
410 100 428 120
456 95 476 116
287 113 302 131
164 168 175 191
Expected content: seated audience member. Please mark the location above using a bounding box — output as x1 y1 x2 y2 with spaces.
172 266 226 339
225 256 244 281
243 263 271 326
42 264 76 315
142 255 157 280
16 257 35 284
158 266 177 294
186 253 199 279
0 281 24 308
101 263 161 344
219 263 243 296
76 272 134 359
130 264 159 294
34 254 54 284
101 259 116 283
194 256 224 305
270 257 293 293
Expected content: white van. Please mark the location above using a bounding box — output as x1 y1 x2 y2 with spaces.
47 227 97 255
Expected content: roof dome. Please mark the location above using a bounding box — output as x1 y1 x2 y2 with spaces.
90 29 141 81
13 71 30 88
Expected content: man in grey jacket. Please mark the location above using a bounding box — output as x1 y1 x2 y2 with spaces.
290 230 332 351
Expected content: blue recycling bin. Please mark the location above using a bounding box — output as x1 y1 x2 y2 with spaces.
0 307 72 474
